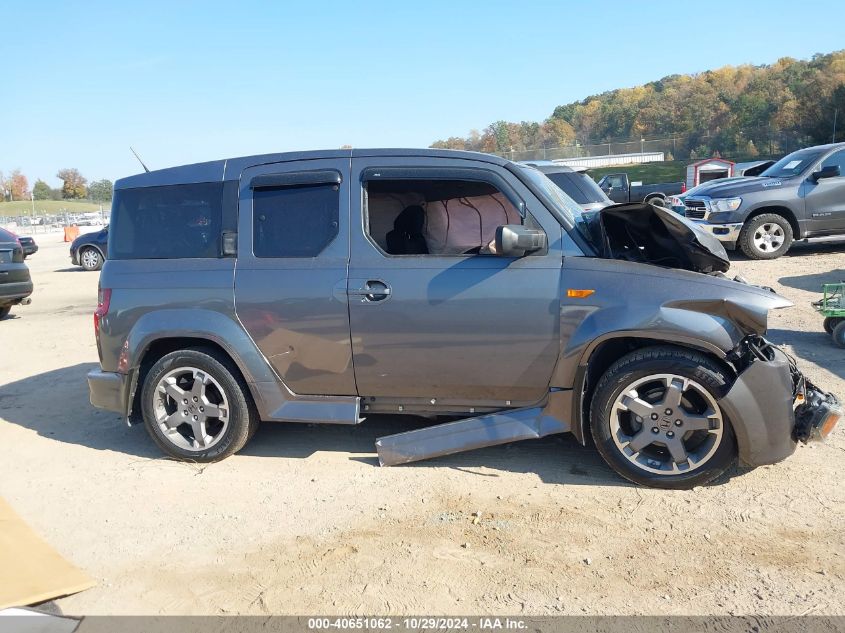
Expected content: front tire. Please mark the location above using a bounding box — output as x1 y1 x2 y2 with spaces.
589 346 737 489
140 348 256 462
739 214 793 260
79 247 103 271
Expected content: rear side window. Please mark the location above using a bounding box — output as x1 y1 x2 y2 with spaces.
110 183 222 259
253 184 339 257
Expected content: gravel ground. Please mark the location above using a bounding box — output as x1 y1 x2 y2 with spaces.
0 233 843 616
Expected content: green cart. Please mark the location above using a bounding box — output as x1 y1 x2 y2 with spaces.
813 282 845 347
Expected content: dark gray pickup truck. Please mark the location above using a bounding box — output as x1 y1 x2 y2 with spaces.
86 148 839 489
684 142 845 259
597 172 685 206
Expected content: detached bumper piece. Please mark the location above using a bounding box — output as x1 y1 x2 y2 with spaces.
794 381 842 443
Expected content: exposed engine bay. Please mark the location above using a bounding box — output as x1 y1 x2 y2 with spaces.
583 202 731 274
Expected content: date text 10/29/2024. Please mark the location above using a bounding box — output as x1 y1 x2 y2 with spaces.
307 618 527 630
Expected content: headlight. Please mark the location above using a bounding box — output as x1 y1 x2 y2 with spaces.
710 197 742 212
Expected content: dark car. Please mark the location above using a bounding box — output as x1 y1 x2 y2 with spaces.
522 162 612 214
0 227 33 319
70 226 108 271
18 236 38 258
684 143 845 259
597 172 686 206
86 148 839 489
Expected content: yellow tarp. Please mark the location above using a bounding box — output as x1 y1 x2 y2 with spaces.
0 497 95 609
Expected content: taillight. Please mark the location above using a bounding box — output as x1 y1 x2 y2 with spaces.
94 287 111 338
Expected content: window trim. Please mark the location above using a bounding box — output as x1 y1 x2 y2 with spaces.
250 169 342 190
360 168 545 259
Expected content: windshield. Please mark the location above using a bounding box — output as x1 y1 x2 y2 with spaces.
514 164 597 247
545 171 607 205
760 148 826 178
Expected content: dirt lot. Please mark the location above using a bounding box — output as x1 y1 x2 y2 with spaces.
0 233 843 616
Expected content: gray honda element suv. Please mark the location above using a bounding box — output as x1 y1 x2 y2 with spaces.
87 149 840 489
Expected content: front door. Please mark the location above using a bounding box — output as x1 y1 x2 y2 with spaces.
347 155 563 409
802 148 845 235
234 159 356 396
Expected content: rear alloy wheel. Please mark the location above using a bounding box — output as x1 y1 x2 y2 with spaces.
739 213 793 259
80 247 103 271
141 348 256 462
590 347 736 489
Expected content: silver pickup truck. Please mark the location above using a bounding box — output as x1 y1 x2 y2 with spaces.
86 148 839 489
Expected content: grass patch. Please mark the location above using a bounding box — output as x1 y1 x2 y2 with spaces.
0 200 108 216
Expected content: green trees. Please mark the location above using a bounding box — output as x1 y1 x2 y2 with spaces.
432 50 845 159
88 179 113 202
32 179 52 200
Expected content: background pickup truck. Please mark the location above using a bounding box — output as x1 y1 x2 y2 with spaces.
683 142 845 259
597 172 686 206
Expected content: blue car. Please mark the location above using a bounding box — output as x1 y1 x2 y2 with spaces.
70 226 108 271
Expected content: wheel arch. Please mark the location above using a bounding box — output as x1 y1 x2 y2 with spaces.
744 205 800 240
569 335 736 445
128 335 256 426
77 242 105 258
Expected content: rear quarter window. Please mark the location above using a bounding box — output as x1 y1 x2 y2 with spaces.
110 183 223 259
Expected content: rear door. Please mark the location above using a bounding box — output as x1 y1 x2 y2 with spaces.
347 155 563 409
234 159 356 396
802 149 845 234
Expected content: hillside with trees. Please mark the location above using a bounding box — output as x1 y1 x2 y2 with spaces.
432 50 845 161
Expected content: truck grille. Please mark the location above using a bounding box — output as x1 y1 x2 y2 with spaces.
684 199 707 220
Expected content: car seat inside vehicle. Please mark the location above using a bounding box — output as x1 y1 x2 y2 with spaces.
367 179 521 256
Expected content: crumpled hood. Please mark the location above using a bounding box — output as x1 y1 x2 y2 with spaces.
591 202 731 274
686 176 793 198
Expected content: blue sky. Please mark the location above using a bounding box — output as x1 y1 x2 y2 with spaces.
4 0 845 186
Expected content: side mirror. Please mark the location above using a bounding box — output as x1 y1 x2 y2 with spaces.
495 225 547 257
812 165 840 182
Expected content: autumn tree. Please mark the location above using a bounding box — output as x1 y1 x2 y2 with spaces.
9 170 29 200
56 168 88 199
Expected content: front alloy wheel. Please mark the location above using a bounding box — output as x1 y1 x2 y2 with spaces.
590 347 736 489
609 374 723 476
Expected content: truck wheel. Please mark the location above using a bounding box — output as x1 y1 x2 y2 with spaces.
739 214 793 259
140 348 257 462
833 321 845 348
646 195 667 208
823 317 843 335
0 305 10 320
589 346 736 489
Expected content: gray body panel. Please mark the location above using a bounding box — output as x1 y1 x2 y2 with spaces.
90 148 825 469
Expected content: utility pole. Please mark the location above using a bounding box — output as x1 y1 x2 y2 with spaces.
833 108 838 143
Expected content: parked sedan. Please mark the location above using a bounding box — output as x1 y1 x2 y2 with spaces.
70 226 108 271
17 235 38 258
0 227 33 319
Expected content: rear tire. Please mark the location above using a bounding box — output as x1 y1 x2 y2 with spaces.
589 346 737 489
833 321 845 348
646 195 667 208
739 214 793 260
140 348 257 462
0 305 10 320
823 317 843 335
